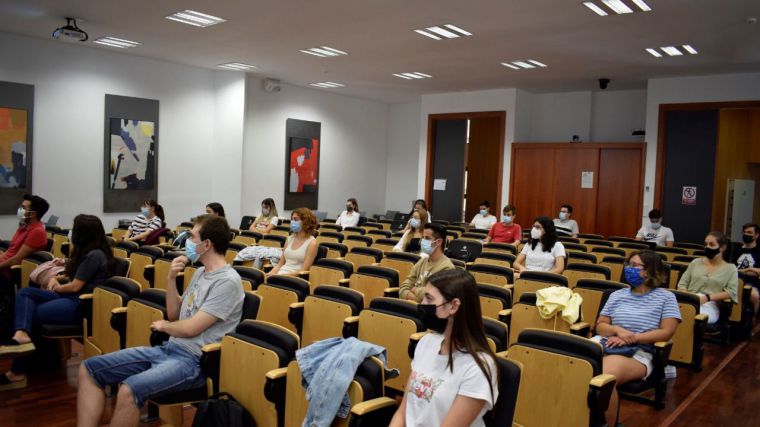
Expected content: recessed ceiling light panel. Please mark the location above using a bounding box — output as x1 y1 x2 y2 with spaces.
661 46 684 56
393 72 433 80
93 36 141 48
414 24 472 40
310 82 344 88
646 45 698 57
645 48 663 57
602 0 633 14
682 45 698 54
300 46 348 58
218 62 258 71
584 0 651 16
165 10 226 27
502 60 548 70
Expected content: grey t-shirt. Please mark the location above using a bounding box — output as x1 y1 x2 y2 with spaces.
553 218 579 237
169 264 244 357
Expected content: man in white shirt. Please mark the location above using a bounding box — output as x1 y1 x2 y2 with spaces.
553 204 579 237
635 209 675 247
470 200 497 231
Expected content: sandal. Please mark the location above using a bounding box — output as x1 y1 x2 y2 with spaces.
0 373 27 391
0 339 36 358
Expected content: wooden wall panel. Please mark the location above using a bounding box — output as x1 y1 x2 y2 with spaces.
510 147 556 231
596 148 644 238
551 148 599 234
466 116 503 221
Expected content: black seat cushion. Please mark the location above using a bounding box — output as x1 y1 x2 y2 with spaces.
265 276 310 301
566 263 611 279
468 264 514 283
315 259 354 277
320 242 349 257
485 357 521 427
357 265 399 288
517 329 603 375
313 286 363 314
233 266 266 288
350 247 383 262
518 271 569 287
234 321 299 366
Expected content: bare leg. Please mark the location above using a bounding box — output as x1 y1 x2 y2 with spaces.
12 330 31 344
750 288 759 314
77 364 106 427
602 355 647 426
110 384 141 427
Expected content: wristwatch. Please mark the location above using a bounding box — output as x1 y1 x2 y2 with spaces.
705 293 711 302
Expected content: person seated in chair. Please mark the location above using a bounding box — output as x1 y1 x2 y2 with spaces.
76 215 244 427
595 250 680 426
409 199 432 221
393 208 428 255
205 202 225 217
678 231 738 324
249 198 279 234
335 198 361 230
512 217 565 279
635 209 674 247
553 204 579 238
0 194 49 292
0 214 112 391
484 204 521 245
733 223 760 315
265 208 319 278
399 223 454 303
469 200 497 231
124 199 165 243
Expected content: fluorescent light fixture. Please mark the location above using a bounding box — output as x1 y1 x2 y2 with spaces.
217 62 257 71
300 46 348 57
165 10 226 27
393 72 432 80
415 24 472 40
583 2 608 16
682 44 698 54
528 59 548 67
93 36 141 48
645 48 663 57
512 61 536 69
310 82 344 88
661 46 683 56
602 0 634 14
631 0 652 12
502 60 548 70
501 63 521 70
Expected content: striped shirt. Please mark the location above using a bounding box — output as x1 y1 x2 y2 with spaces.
600 288 681 350
553 219 579 237
128 214 163 237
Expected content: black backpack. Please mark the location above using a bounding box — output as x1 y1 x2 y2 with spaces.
192 393 256 427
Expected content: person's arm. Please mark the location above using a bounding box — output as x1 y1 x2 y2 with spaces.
153 310 218 338
0 244 38 269
469 216 477 227
634 227 644 241
165 256 188 320
513 253 527 273
548 256 565 275
571 221 579 238
335 212 346 228
261 217 277 234
596 313 636 344
389 387 408 427
512 225 522 244
666 228 675 248
348 213 360 228
266 251 287 277
677 262 694 291
393 231 409 252
300 240 319 271
633 318 679 345
487 216 496 230
441 396 487 427
53 278 86 293
399 261 422 300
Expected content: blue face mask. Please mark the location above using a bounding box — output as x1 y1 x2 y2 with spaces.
420 239 436 255
141 207 150 216
651 222 662 230
410 219 420 228
290 220 302 233
559 212 567 220
502 215 512 224
480 209 488 216
624 266 645 287
185 238 206 263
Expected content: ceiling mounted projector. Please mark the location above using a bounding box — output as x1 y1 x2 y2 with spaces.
52 17 88 42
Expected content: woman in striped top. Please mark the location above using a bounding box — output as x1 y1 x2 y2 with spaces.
595 250 681 426
125 199 165 242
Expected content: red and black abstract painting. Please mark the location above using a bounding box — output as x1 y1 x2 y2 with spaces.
288 137 319 193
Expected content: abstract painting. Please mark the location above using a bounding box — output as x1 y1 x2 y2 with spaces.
288 137 319 193
109 118 155 190
0 107 27 188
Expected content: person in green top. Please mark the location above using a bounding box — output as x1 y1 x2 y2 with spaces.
677 231 738 324
399 223 455 303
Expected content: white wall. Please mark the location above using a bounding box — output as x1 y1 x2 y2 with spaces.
0 32 246 235
529 91 592 142
642 72 760 213
385 103 421 212
419 89 518 206
242 78 390 219
591 89 647 142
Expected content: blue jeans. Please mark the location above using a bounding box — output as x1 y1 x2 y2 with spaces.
83 341 205 407
13 287 82 333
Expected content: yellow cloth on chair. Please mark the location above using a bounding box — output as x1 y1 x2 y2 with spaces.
535 286 583 325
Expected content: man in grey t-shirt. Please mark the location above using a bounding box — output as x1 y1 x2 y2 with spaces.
554 204 579 238
78 215 243 426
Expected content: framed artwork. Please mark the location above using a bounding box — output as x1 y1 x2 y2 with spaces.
284 119 321 210
0 81 34 214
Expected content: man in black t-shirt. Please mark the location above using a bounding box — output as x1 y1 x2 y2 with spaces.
734 223 760 314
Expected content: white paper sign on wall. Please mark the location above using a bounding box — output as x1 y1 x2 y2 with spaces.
433 179 447 191
581 171 594 189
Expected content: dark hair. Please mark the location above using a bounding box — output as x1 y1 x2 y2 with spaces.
292 207 318 237
194 214 231 254
427 269 498 401
560 204 573 214
347 198 359 211
145 199 165 227
706 231 732 262
480 200 490 208
424 222 447 251
648 209 662 220
503 204 516 215
28 195 50 220
66 214 114 278
742 223 760 234
530 216 558 253
206 202 226 218
629 250 666 288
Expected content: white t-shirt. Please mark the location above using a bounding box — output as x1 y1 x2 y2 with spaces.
553 219 579 237
405 333 498 427
636 224 674 247
335 210 360 229
470 214 497 230
520 241 566 272
253 215 279 231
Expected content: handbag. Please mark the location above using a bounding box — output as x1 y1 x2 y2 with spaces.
600 337 639 357
29 260 66 287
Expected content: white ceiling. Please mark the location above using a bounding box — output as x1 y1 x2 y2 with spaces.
1 0 759 103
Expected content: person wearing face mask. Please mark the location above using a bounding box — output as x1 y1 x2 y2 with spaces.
266 208 319 277
124 199 165 242
399 223 455 303
512 216 566 280
484 204 521 244
0 194 49 293
635 209 674 247
77 215 243 426
335 198 361 230
409 199 432 221
393 209 429 254
678 231 739 324
553 204 579 238
204 202 226 218
733 223 760 314
469 200 497 231
594 251 681 427
249 198 279 234
390 269 498 427
0 215 112 391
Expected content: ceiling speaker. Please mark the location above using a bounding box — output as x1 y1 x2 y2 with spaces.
263 78 281 92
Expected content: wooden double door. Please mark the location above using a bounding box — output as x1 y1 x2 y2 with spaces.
509 143 646 238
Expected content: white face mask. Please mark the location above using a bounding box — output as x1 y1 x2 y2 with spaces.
17 207 25 220
67 230 73 242
531 227 542 240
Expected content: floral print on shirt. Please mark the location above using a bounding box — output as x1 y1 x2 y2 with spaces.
409 370 444 402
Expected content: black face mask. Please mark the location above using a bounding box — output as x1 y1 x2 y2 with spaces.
417 303 449 334
743 235 754 244
346 205 354 212
704 246 721 260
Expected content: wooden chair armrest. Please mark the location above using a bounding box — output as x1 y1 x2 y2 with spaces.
498 309 513 325
590 373 616 388
653 340 672 349
384 287 400 298
264 367 289 407
298 271 310 280
343 315 360 338
408 331 428 359
9 265 21 270
288 302 305 334
694 314 709 321
338 278 350 287
265 367 288 380
201 342 222 353
570 322 591 337
79 293 94 300
144 265 155 270
289 302 305 309
111 307 128 314
350 396 398 416
589 373 617 424
410 332 428 341
371 262 380 266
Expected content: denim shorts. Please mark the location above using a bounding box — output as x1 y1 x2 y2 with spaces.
83 341 206 407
